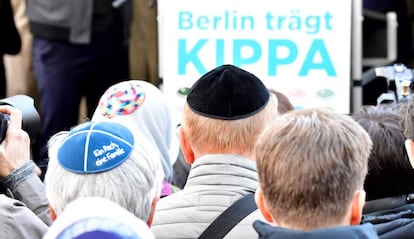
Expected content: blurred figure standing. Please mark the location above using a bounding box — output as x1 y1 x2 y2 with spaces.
3 0 37 99
0 0 21 98
129 0 159 86
26 0 131 175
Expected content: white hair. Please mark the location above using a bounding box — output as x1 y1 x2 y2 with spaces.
45 131 164 222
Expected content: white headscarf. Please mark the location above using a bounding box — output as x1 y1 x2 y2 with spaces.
92 80 179 182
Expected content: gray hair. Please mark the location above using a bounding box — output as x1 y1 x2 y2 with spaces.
45 131 164 222
255 109 372 229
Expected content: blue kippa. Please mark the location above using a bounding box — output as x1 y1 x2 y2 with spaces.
57 121 134 174
44 197 155 239
57 217 142 239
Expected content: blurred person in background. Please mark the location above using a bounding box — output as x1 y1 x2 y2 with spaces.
26 0 131 177
0 0 21 98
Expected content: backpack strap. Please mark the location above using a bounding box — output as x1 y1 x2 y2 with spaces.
198 193 257 239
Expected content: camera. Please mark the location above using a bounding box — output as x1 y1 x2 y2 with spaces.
362 63 414 105
0 95 40 143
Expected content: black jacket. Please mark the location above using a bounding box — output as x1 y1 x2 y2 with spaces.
0 0 21 55
0 0 21 97
253 220 379 239
363 197 414 239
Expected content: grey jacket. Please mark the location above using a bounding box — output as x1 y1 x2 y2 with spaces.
26 0 131 44
26 0 94 44
151 154 263 239
0 161 51 239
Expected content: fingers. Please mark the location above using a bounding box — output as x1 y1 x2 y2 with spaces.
5 126 30 146
0 105 22 130
3 105 30 150
0 106 30 177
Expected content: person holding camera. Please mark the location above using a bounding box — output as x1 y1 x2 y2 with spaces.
0 105 51 238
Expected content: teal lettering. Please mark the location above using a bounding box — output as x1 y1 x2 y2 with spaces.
178 39 207 75
265 12 275 30
233 40 261 66
197 16 209 30
277 16 286 30
305 16 320 34
324 12 333 30
241 16 254 30
264 11 334 33
216 39 225 66
288 11 301 31
268 40 298 76
179 12 193 30
299 39 336 76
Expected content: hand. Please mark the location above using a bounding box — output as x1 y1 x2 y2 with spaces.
0 105 31 178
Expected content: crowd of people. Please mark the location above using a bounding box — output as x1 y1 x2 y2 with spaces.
1 63 414 239
2 0 160 180
2 0 414 238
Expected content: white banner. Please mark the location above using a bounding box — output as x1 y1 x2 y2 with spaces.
158 0 352 123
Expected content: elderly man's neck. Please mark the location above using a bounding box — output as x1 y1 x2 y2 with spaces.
193 148 255 161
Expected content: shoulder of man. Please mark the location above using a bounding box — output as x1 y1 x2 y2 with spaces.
0 195 48 239
363 203 414 239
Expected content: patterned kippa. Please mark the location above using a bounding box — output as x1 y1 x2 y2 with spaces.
97 81 146 118
187 64 270 120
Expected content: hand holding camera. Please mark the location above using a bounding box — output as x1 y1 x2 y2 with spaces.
0 105 31 178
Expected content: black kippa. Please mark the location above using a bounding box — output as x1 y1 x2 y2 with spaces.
187 64 270 120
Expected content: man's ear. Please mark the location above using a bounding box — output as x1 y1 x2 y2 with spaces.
350 190 366 225
405 139 414 169
179 126 195 164
255 187 274 223
146 197 159 226
49 204 57 221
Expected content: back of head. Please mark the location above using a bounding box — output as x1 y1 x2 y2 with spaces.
45 121 164 222
255 109 372 230
353 105 414 200
92 80 178 182
43 197 155 239
182 64 278 155
404 98 414 139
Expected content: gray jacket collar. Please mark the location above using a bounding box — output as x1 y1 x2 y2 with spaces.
185 154 258 193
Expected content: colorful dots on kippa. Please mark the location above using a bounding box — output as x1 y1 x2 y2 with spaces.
57 121 134 174
97 81 145 118
187 64 270 120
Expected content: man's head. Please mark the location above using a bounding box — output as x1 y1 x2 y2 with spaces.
404 98 414 168
255 109 372 230
179 64 278 162
45 121 164 226
353 105 414 201
44 197 155 239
